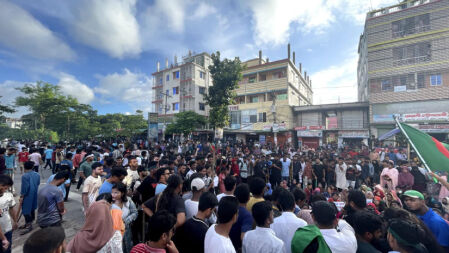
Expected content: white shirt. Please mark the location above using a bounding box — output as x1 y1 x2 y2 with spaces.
270 212 307 253
204 224 236 253
320 219 357 253
184 199 199 220
335 163 347 190
217 193 233 203
242 226 284 253
29 152 41 166
0 192 15 233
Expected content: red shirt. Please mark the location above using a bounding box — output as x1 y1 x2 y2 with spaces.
130 243 166 253
19 152 29 162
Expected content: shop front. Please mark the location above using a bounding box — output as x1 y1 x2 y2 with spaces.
296 128 323 149
338 130 369 148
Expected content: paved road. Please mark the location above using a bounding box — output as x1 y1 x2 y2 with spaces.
11 167 85 253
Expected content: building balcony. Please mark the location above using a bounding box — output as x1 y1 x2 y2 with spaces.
152 85 163 89
152 99 163 103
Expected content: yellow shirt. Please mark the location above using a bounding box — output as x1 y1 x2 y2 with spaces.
246 196 264 213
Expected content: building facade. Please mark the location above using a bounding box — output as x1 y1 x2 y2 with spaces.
358 0 449 142
225 45 313 146
152 52 212 130
294 102 370 149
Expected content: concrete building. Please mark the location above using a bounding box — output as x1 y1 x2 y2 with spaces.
152 52 212 131
294 102 369 149
5 118 23 129
358 0 449 142
225 44 313 146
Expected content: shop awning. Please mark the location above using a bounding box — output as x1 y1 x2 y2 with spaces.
378 128 400 141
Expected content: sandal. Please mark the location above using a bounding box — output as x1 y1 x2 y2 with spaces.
20 225 33 235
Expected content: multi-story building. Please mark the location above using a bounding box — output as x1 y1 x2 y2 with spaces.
152 52 212 130
358 0 449 142
225 45 313 146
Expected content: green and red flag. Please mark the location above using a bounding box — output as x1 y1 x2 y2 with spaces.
398 122 449 172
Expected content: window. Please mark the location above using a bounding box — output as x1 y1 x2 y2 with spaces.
173 87 179 95
258 112 267 122
173 71 179 79
158 76 163 85
166 75 169 81
392 13 430 38
200 71 205 79
417 73 425 88
248 75 256 83
166 89 169 96
276 93 288 100
272 69 286 79
393 42 431 66
250 95 259 103
235 96 245 104
199 103 205 111
430 74 442 86
199 87 206 95
173 103 179 111
242 110 257 123
259 73 267 81
230 111 241 125
381 79 393 91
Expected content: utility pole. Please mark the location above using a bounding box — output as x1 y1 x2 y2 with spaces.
160 91 172 141
271 94 278 146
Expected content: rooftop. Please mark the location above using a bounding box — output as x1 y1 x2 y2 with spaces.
367 0 436 20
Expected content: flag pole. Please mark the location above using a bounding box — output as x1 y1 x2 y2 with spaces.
394 116 432 173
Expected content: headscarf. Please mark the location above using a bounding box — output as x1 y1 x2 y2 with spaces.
367 202 380 215
374 185 385 199
386 190 403 208
66 201 115 253
442 197 449 214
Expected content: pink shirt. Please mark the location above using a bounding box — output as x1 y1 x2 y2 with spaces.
130 243 166 253
380 167 399 190
28 152 41 166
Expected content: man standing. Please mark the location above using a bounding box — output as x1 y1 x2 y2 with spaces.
18 148 29 174
204 196 239 253
43 146 53 171
37 172 69 228
18 161 40 234
98 167 128 195
123 156 140 192
77 154 94 190
242 201 284 253
0 175 17 252
82 162 103 213
313 158 326 188
403 190 449 250
155 168 170 195
28 149 42 173
4 148 16 178
353 211 383 253
335 158 347 191
280 154 291 183
269 154 282 188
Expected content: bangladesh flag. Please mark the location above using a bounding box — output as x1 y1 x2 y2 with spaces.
398 122 449 172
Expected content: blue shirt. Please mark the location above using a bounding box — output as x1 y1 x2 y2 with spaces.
37 184 64 227
155 183 167 195
4 154 15 169
98 181 114 195
47 174 70 197
44 149 53 159
230 206 253 249
61 160 73 169
418 208 449 247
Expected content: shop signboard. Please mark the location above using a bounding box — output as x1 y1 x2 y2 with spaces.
263 124 272 131
295 126 324 130
394 85 406 92
148 112 158 123
259 135 266 144
338 130 369 138
418 124 449 133
228 105 239 111
148 123 158 139
241 123 253 130
401 112 449 122
297 130 322 137
373 114 394 123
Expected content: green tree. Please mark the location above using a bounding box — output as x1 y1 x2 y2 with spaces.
165 111 207 135
0 96 15 122
204 51 243 128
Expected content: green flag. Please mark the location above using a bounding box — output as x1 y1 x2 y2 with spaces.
399 122 449 172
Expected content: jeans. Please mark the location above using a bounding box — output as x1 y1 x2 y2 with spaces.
0 230 12 253
76 177 84 190
33 166 39 173
44 159 52 170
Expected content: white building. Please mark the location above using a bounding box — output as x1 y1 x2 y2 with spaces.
5 118 23 129
152 52 212 126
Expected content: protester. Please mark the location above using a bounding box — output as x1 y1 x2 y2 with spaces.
242 201 283 253
217 175 236 202
184 177 206 219
229 183 253 251
67 201 123 253
353 210 383 253
77 154 94 190
23 226 66 253
0 175 16 253
99 166 128 194
246 177 266 212
112 182 138 253
18 147 29 174
173 192 218 253
387 219 429 253
155 168 170 195
82 162 104 213
270 189 307 253
18 161 40 235
205 196 239 253
37 171 69 228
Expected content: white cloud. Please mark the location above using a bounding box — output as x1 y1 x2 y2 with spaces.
95 69 153 113
57 73 95 104
71 0 141 59
191 2 217 19
311 53 358 104
0 80 31 118
0 0 75 61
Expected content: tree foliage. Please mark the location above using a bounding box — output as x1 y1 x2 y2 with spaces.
204 51 243 128
165 111 207 135
11 81 147 141
0 96 16 122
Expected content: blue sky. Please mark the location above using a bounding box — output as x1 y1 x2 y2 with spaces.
0 0 397 118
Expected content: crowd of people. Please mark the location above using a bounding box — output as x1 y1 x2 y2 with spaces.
0 138 449 253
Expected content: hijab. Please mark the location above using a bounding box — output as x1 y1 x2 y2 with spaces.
66 201 115 253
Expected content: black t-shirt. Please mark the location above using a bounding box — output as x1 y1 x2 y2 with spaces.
313 164 325 180
172 216 209 253
137 176 156 203
271 160 282 178
346 166 356 181
143 193 185 218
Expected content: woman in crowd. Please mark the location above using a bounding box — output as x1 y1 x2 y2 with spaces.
111 182 138 253
67 201 123 253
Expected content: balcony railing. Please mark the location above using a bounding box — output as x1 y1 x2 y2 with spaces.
392 25 430 38
393 55 430 67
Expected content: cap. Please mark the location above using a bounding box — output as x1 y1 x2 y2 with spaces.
403 190 424 200
85 154 94 159
191 178 205 191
